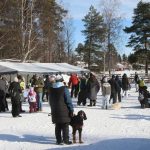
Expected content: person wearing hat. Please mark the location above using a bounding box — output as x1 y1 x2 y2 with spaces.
86 73 100 106
108 75 118 104
102 77 111 109
122 73 130 98
8 77 22 117
33 75 44 111
77 75 87 106
49 74 74 145
68 73 79 98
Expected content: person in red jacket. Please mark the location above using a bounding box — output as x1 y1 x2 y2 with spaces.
68 73 79 98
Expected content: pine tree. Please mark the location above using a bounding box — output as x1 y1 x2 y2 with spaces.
0 0 68 62
124 1 150 74
36 0 67 62
82 5 106 69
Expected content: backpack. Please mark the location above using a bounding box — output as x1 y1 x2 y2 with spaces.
138 93 144 101
139 80 145 87
9 87 17 98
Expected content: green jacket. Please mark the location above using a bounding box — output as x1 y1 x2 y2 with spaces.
34 79 44 93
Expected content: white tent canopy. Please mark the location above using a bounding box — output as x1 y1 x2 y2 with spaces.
0 62 89 74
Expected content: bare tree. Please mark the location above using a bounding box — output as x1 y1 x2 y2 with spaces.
63 15 74 63
21 0 38 62
99 0 122 74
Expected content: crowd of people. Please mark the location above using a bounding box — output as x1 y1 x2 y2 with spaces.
0 71 150 145
0 72 149 114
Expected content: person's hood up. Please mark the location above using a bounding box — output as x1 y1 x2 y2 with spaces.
52 82 64 88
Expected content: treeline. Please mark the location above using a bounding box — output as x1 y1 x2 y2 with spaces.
0 0 73 62
75 1 150 72
0 0 149 73
125 1 150 73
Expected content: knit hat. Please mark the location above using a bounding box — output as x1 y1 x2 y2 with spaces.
103 77 108 82
14 77 18 82
29 87 34 95
55 75 63 82
49 75 56 83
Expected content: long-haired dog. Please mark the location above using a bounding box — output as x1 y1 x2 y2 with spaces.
70 110 87 143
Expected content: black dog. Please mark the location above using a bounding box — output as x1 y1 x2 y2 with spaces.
70 110 87 143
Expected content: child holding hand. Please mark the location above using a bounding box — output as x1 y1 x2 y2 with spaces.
28 87 37 113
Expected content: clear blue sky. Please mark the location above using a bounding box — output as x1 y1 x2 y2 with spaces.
57 0 149 56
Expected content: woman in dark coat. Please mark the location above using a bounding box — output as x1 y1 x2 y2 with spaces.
86 73 100 106
0 76 7 112
8 77 22 117
108 75 118 104
122 73 130 98
49 75 74 145
77 75 87 106
115 75 122 102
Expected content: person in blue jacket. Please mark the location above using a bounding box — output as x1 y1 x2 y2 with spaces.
49 74 74 145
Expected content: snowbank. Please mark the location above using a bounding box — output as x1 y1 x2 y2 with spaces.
0 85 150 150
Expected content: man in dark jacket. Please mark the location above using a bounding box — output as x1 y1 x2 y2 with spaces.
49 75 74 145
108 75 118 104
8 77 22 117
115 75 122 102
0 76 7 112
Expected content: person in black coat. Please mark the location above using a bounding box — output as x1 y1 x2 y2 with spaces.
122 73 130 97
115 75 122 102
0 76 7 112
49 75 74 145
42 75 49 102
77 75 87 106
134 72 139 92
108 75 118 104
140 86 149 108
8 77 22 117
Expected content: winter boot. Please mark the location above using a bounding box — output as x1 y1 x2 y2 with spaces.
93 100 96 106
88 100 92 106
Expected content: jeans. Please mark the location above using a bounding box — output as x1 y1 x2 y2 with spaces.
102 95 110 109
36 92 42 111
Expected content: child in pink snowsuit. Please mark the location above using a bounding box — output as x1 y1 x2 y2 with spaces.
28 87 37 113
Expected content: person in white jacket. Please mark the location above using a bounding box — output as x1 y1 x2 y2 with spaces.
102 77 111 109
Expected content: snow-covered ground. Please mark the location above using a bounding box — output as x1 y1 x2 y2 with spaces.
0 84 150 150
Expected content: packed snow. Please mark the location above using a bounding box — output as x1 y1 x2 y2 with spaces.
0 84 150 150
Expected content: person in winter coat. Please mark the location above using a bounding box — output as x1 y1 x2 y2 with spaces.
77 75 87 106
17 75 26 112
134 72 139 92
138 77 145 95
115 75 122 102
68 73 79 98
2 76 9 111
101 75 107 94
102 77 111 109
33 75 44 111
49 75 74 145
8 77 22 117
108 75 118 104
86 73 100 106
122 73 130 98
28 87 37 113
138 86 150 108
0 76 7 112
42 75 49 102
